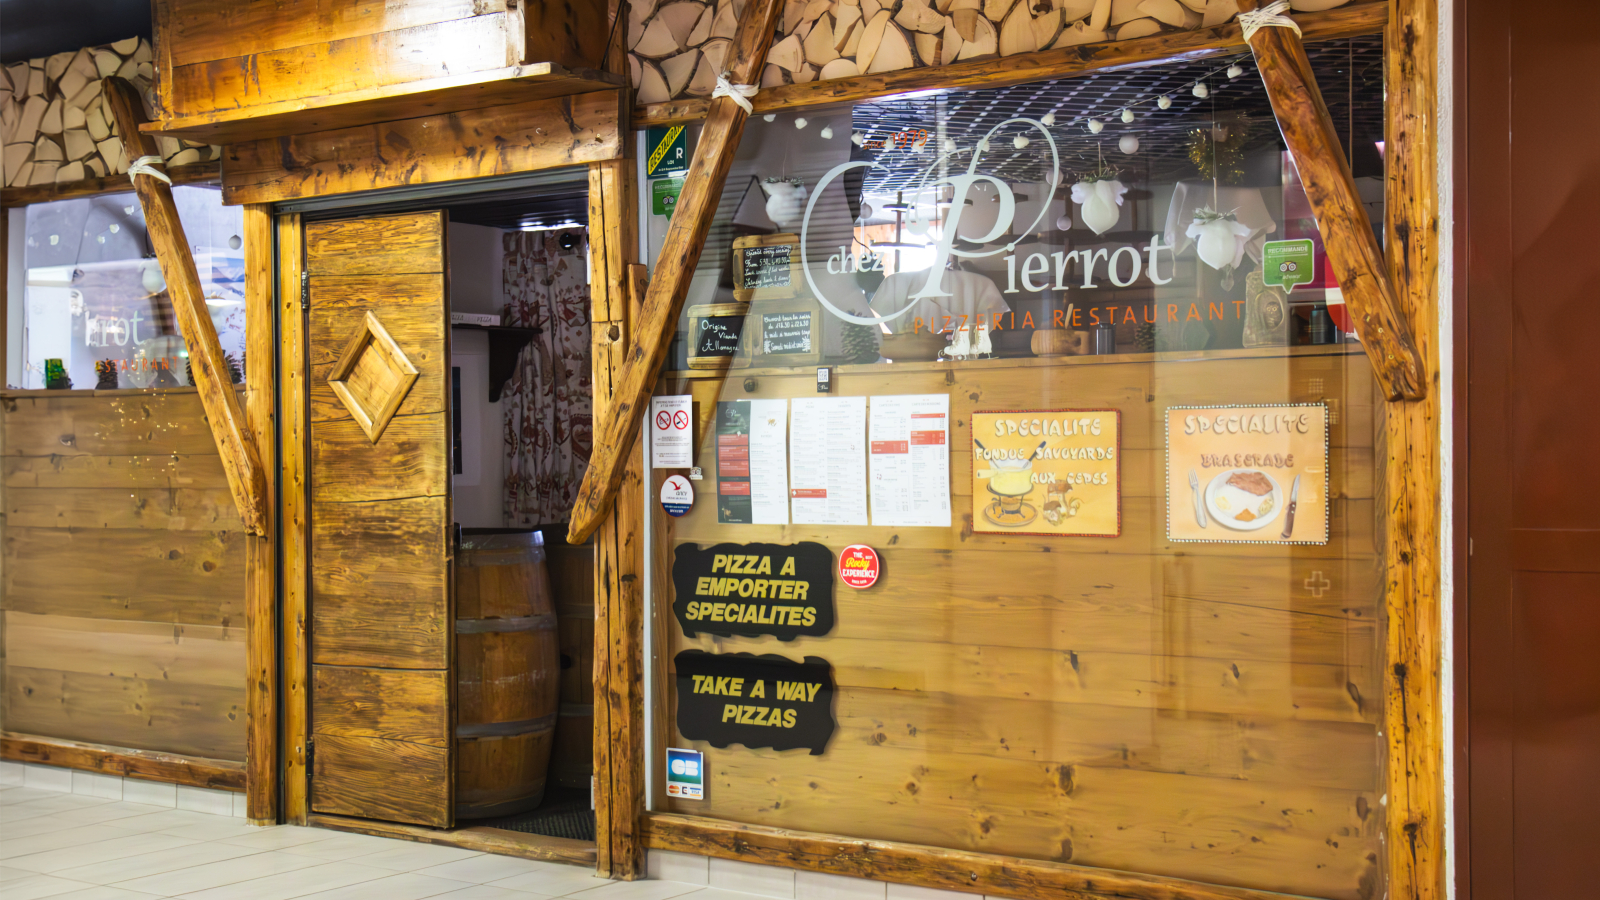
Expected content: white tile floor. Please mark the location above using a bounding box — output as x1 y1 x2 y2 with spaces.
0 779 780 900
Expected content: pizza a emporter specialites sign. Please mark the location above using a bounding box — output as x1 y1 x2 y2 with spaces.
674 650 836 755
671 541 836 640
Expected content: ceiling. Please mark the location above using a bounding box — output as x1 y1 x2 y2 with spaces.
1 0 150 63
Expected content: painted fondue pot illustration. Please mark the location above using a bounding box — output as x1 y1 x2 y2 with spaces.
1203 468 1284 531
982 458 1038 527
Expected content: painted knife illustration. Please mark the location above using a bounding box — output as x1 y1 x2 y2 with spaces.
1281 475 1301 540
1189 469 1207 528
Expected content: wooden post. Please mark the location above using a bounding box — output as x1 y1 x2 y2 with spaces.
568 0 784 543
588 158 645 879
1381 0 1444 896
1235 1 1426 402
243 203 277 824
103 76 270 535
278 212 311 826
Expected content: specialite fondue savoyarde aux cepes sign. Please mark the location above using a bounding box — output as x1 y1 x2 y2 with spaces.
671 541 836 640
969 410 1122 536
674 650 836 755
1165 404 1330 545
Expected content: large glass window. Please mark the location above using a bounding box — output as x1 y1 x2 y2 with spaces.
644 38 1385 900
16 186 245 390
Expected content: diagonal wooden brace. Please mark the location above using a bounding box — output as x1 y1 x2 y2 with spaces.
1236 1 1426 401
567 0 785 543
105 77 270 536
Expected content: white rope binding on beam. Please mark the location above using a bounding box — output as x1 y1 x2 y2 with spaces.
711 72 759 115
1238 0 1302 42
127 155 172 185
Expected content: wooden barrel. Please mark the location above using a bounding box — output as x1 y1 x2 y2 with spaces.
455 528 559 819
546 538 595 790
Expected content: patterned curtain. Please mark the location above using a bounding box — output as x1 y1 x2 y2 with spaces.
502 228 593 526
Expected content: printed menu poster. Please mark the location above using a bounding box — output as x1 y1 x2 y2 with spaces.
789 396 868 526
868 394 951 527
1165 404 1329 544
969 409 1122 537
715 400 790 524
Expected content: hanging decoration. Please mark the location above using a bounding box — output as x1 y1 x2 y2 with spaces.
1188 206 1253 274
1186 114 1252 185
1072 162 1127 236
762 178 808 231
1118 134 1141 155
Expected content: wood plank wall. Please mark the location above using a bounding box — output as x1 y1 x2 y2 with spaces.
651 347 1383 900
2 389 247 761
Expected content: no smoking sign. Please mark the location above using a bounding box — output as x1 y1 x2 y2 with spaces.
651 395 694 469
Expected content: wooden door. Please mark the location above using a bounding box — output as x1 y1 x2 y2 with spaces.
1463 1 1600 895
305 211 454 828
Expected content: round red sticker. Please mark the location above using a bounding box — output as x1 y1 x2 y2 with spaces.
838 544 879 589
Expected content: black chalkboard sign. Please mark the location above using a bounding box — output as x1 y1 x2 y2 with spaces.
694 316 744 357
672 541 836 640
740 243 792 289
761 311 813 355
674 650 836 755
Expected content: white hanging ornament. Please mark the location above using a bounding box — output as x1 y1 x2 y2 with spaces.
1157 95 1173 110
976 138 990 152
1227 63 1244 79
852 132 865 146
1193 82 1209 99
763 114 777 122
1071 176 1129 235
1045 168 1063 186
761 178 809 231
1186 207 1254 272
858 202 875 221
1041 112 1057 126
820 125 834 139
1013 134 1030 149
1120 108 1135 124
1118 134 1140 154
943 138 957 153
1087 118 1104 134
1055 213 1073 231
794 117 808 129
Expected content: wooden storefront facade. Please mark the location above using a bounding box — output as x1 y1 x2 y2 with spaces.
1 1 1457 899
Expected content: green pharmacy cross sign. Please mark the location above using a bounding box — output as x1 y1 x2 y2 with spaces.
1262 239 1316 291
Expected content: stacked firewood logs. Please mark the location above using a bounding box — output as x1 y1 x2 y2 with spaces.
628 0 1358 104
0 37 220 189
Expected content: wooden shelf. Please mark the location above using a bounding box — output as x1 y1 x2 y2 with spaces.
143 64 623 145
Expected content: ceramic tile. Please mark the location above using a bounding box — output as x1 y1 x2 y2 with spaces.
0 760 25 785
172 861 395 900
175 785 236 817
42 888 168 900
277 832 415 861
0 812 115 838
794 872 885 900
0 825 146 861
0 786 60 804
53 839 267 886
481 861 611 896
707 859 794 900
293 872 480 900
22 765 74 794
42 802 171 827
674 889 796 900
70 773 122 801
155 818 268 841
219 825 350 851
343 843 485 871
418 855 572 886
565 878 704 900
5 872 98 900
234 793 251 818
108 808 232 833
885 885 970 900
430 887 560 900
118 780 177 809
2 864 38 880
7 831 200 874
112 849 325 896
647 851 709 886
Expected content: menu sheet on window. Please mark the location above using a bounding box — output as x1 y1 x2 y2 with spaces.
715 400 790 524
789 397 868 526
868 394 951 527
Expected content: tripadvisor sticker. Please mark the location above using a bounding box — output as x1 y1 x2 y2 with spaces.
1262 239 1315 291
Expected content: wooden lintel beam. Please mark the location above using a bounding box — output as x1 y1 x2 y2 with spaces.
568 0 785 543
1237 2 1426 401
103 77 270 536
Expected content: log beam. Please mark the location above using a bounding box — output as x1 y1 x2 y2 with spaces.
103 77 269 536
1236 1 1425 401
567 0 785 543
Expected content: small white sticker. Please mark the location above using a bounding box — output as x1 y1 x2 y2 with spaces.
660 474 694 517
651 395 694 469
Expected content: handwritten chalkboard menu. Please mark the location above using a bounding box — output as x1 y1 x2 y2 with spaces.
687 303 751 369
740 244 792 289
761 311 812 354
